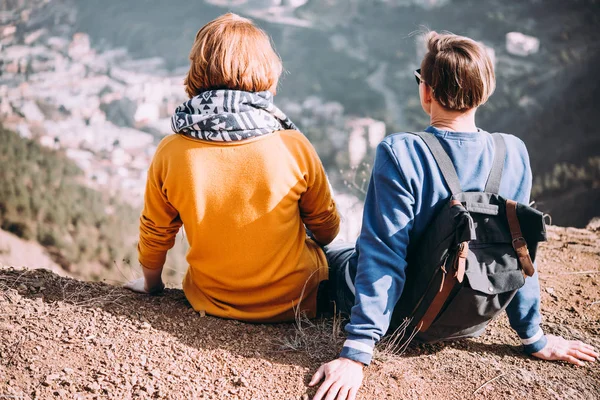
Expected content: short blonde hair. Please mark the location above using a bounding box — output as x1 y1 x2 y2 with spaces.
421 31 495 111
184 13 283 98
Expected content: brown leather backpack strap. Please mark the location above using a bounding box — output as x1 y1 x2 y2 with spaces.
418 270 457 332
450 199 462 207
418 240 469 332
506 200 535 277
454 242 468 283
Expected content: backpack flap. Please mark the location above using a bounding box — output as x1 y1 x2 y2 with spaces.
465 246 526 295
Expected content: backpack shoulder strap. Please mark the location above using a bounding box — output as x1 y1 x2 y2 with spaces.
408 132 462 196
484 133 507 194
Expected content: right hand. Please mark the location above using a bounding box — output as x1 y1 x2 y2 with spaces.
309 357 364 400
123 277 164 295
532 335 598 366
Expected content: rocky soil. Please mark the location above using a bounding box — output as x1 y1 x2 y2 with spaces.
0 225 599 399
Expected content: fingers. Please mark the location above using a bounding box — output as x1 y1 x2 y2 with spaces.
572 350 596 363
348 386 359 400
309 366 326 387
335 386 350 400
583 347 599 359
568 341 598 362
312 379 334 400
324 383 342 400
563 355 585 367
577 341 595 350
574 341 598 357
123 278 146 293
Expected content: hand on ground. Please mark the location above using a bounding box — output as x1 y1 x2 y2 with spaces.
123 277 164 295
309 357 364 400
532 335 598 366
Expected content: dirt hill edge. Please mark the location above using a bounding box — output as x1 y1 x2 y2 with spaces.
1 225 599 399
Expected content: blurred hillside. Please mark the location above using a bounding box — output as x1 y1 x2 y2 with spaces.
0 0 598 283
69 0 600 226
0 125 188 283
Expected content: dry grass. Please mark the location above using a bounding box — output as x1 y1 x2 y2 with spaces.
373 318 418 362
275 311 345 359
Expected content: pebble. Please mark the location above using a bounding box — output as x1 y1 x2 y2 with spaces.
150 370 161 379
85 382 100 393
232 376 248 387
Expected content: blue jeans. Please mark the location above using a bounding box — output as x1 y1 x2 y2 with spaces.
317 242 358 316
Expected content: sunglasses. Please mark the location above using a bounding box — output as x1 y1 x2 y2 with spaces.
414 68 423 85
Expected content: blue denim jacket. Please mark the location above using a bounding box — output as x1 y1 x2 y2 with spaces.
340 126 547 365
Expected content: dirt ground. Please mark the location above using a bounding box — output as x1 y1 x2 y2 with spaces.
0 225 599 400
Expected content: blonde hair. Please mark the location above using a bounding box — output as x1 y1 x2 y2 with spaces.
184 13 283 98
420 31 496 111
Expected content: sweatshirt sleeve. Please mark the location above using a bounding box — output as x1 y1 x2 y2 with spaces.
504 138 547 353
340 142 415 365
138 154 183 270
297 136 340 246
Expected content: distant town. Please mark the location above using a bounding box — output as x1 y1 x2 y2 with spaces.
0 0 543 240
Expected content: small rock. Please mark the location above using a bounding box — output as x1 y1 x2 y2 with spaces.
46 374 60 381
232 376 248 387
42 373 60 386
63 367 74 375
140 355 147 366
143 383 155 393
546 287 555 294
150 370 161 379
31 279 44 288
140 322 151 330
85 382 100 393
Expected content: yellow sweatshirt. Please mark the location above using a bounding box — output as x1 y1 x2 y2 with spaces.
138 130 340 322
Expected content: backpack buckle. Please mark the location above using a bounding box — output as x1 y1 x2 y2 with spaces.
512 237 527 249
512 237 535 277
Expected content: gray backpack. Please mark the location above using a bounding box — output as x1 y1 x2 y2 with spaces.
390 132 547 342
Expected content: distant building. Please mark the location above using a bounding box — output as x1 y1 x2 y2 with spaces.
346 117 386 168
279 0 309 7
2 25 16 37
68 33 93 61
24 28 46 45
46 36 70 52
20 100 45 122
506 32 540 57
334 193 364 242
383 0 450 8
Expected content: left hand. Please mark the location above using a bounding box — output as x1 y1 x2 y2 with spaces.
532 335 598 366
309 357 364 400
123 277 164 294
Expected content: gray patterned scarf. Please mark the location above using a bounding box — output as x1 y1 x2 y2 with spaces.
171 90 298 142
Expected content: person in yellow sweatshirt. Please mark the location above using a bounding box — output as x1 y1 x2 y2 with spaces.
124 13 340 322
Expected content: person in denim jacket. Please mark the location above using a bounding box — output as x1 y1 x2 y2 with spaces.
310 31 598 400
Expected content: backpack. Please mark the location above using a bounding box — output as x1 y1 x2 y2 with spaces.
390 132 547 342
